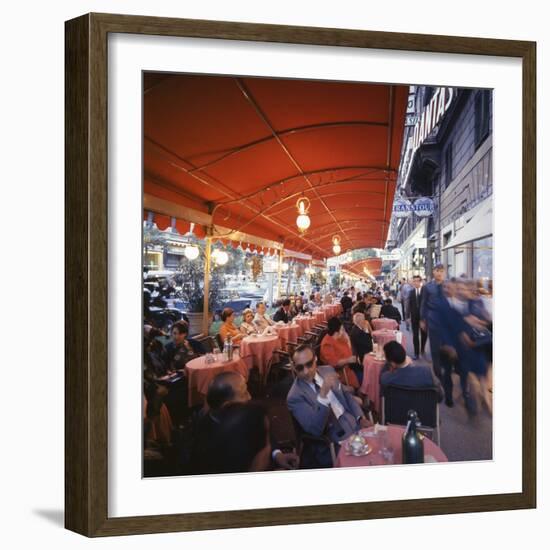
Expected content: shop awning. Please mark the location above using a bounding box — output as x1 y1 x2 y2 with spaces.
144 74 408 259
442 197 493 250
340 257 383 277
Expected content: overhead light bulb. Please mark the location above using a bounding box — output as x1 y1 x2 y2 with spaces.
215 251 229 266
184 245 200 260
295 197 311 233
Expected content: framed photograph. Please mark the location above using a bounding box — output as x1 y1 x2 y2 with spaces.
65 13 536 537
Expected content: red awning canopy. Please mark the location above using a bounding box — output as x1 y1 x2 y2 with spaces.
144 74 407 259
341 257 383 277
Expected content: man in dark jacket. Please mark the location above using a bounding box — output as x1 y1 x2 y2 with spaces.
192 371 299 472
340 291 353 317
380 341 443 402
380 298 402 323
164 320 205 371
273 298 292 323
408 275 427 359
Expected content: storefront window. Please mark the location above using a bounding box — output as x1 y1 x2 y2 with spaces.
472 236 493 289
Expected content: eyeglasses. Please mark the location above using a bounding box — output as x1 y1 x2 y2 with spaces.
293 358 314 372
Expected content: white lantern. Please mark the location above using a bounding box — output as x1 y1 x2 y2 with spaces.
215 250 229 266
332 235 341 256
295 197 311 233
184 245 200 260
296 213 311 231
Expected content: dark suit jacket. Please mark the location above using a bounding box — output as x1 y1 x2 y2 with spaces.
340 295 353 311
273 307 290 323
380 304 402 323
350 325 373 362
408 288 424 322
380 364 444 402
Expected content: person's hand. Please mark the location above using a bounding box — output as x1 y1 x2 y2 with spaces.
157 385 169 397
460 332 475 348
274 451 299 470
420 320 427 331
464 315 486 330
320 373 339 397
359 416 371 429
441 345 458 362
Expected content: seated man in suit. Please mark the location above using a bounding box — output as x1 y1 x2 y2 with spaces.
287 344 370 468
380 341 443 402
273 298 292 323
253 301 275 331
380 298 402 324
192 371 299 472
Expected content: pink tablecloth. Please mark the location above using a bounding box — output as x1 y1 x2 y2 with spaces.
372 329 407 350
360 354 386 413
294 316 316 334
239 334 280 377
335 425 448 468
323 304 341 319
372 318 399 331
313 311 326 323
274 324 301 350
185 355 249 407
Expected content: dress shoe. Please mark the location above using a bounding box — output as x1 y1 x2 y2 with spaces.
445 397 454 407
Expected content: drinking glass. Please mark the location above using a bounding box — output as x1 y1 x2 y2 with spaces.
378 430 394 463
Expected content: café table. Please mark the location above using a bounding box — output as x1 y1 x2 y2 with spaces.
313 310 326 323
334 424 448 468
185 353 249 407
372 329 407 350
360 353 386 414
371 318 399 331
294 315 316 334
239 334 281 379
274 323 301 350
323 304 340 320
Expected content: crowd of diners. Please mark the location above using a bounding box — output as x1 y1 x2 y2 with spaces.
143 268 492 475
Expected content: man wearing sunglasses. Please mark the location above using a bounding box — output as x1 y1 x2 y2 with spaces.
287 344 370 468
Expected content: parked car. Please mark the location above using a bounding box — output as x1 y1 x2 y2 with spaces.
147 307 189 334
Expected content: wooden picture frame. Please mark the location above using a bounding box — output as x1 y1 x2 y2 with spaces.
65 12 536 537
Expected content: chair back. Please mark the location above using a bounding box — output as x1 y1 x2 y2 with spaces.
382 384 438 429
290 411 335 467
194 335 215 353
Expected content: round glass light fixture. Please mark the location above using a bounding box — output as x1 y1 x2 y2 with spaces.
184 245 200 260
215 250 229 266
332 235 341 255
281 262 289 272
296 197 311 233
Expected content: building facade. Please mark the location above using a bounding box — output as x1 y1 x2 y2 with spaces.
388 85 493 286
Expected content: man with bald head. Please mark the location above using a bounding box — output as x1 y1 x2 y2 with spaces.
192 371 298 471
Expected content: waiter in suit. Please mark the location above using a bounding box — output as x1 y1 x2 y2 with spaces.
420 263 454 406
287 344 370 468
408 275 428 360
